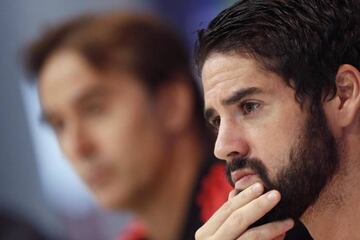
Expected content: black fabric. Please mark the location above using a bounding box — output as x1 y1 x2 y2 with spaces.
0 211 51 240
179 155 218 240
285 220 313 240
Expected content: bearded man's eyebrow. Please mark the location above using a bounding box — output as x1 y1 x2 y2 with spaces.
222 87 263 105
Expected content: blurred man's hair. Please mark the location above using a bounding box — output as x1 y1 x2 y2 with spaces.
24 12 206 131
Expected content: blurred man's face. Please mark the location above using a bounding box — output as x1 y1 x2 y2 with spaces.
202 53 339 222
38 50 170 209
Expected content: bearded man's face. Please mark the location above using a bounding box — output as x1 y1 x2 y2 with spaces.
202 53 339 224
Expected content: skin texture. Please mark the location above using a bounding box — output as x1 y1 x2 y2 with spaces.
38 49 171 210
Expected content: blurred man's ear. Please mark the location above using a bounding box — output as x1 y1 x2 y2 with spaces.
154 75 194 135
324 64 360 134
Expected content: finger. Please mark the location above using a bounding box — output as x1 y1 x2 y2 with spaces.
195 183 264 238
238 219 294 240
212 190 281 239
273 235 286 240
234 176 263 193
207 183 264 228
228 189 237 200
230 179 263 200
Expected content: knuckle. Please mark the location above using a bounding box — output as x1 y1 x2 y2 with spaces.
242 229 264 240
229 210 246 227
254 196 268 209
221 200 234 213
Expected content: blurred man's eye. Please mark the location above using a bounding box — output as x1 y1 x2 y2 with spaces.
83 101 106 116
86 104 102 114
49 119 65 134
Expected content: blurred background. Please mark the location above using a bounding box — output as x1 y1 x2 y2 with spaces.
0 0 235 239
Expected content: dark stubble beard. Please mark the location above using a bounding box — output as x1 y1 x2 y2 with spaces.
226 105 340 226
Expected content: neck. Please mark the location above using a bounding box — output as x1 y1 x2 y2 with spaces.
135 128 206 240
302 133 360 239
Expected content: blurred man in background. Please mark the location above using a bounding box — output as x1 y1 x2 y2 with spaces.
24 12 231 240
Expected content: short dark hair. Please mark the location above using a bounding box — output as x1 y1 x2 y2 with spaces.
24 12 206 128
25 13 191 92
195 0 360 110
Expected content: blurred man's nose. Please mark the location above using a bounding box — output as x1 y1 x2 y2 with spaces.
214 120 249 162
61 121 96 162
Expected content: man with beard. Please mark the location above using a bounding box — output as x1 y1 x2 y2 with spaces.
194 0 360 239
23 12 231 240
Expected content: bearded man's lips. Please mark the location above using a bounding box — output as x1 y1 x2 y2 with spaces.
231 170 260 191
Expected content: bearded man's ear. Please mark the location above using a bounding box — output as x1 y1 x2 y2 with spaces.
334 64 360 128
322 64 360 136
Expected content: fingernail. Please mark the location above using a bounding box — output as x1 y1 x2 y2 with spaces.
283 219 294 229
251 183 262 193
266 190 279 200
